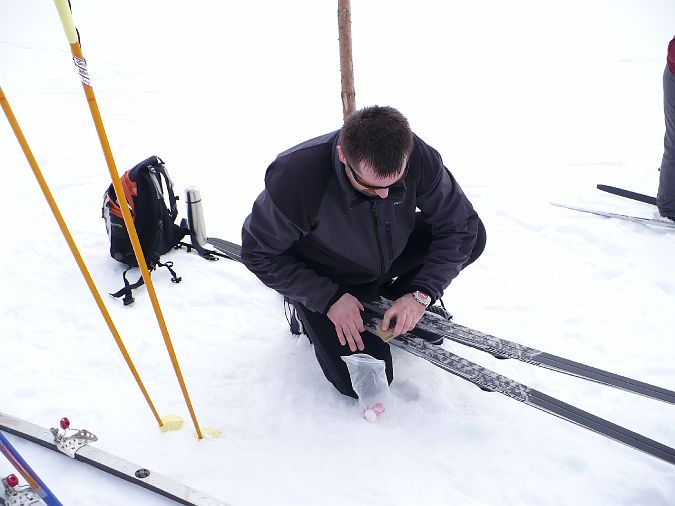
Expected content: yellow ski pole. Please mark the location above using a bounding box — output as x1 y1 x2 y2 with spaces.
52 0 203 438
0 86 163 428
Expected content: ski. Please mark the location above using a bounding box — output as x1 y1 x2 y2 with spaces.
0 413 228 506
551 202 675 230
205 238 243 262
596 184 658 206
362 296 675 404
361 316 675 466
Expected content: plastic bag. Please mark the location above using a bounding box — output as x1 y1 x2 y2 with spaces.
342 353 392 422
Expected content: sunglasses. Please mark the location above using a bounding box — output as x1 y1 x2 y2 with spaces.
345 161 407 190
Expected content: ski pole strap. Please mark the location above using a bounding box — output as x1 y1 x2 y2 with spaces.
110 268 144 306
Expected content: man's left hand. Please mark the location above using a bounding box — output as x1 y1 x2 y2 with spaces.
381 293 426 338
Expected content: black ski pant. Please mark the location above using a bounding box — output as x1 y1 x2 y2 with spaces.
292 216 487 398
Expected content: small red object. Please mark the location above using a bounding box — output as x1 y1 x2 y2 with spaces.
6 474 19 487
60 417 70 430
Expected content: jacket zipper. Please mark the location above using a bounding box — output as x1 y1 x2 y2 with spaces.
370 202 385 275
385 221 393 260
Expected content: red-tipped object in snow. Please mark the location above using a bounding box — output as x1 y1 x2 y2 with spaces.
5 473 19 487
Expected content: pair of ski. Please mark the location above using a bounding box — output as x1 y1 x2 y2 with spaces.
198 238 675 467
552 184 675 229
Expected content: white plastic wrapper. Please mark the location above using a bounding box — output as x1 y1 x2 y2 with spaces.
342 353 392 422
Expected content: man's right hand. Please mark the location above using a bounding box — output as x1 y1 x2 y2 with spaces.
326 293 365 352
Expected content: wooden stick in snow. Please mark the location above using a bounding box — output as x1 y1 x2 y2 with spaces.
337 0 356 119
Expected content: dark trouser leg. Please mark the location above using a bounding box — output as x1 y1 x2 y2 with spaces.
291 302 394 399
383 215 487 300
658 63 675 218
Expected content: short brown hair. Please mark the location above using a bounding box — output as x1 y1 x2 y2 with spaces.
339 106 413 178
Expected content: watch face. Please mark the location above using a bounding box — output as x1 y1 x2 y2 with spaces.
414 291 431 305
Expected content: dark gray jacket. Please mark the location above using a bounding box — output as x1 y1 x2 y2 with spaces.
241 131 479 314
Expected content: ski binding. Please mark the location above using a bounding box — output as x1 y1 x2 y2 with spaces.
2 474 43 506
49 418 97 458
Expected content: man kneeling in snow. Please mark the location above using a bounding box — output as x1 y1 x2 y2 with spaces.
241 106 486 397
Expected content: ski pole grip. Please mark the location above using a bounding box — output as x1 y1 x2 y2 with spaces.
53 0 79 44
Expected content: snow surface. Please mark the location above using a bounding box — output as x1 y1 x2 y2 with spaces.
1 1 675 505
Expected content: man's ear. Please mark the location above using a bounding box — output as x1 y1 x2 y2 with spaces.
336 144 345 164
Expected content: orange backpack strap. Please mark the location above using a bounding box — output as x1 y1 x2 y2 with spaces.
120 171 138 217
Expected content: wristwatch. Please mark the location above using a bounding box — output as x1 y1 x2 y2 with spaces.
411 290 431 308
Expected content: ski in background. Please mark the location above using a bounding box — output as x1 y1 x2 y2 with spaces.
0 430 61 505
183 190 675 466
550 202 675 230
0 414 229 506
596 184 658 206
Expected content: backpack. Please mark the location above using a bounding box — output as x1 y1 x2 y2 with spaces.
102 155 189 305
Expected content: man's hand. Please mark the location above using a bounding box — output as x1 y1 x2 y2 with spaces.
327 293 365 352
382 293 426 338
